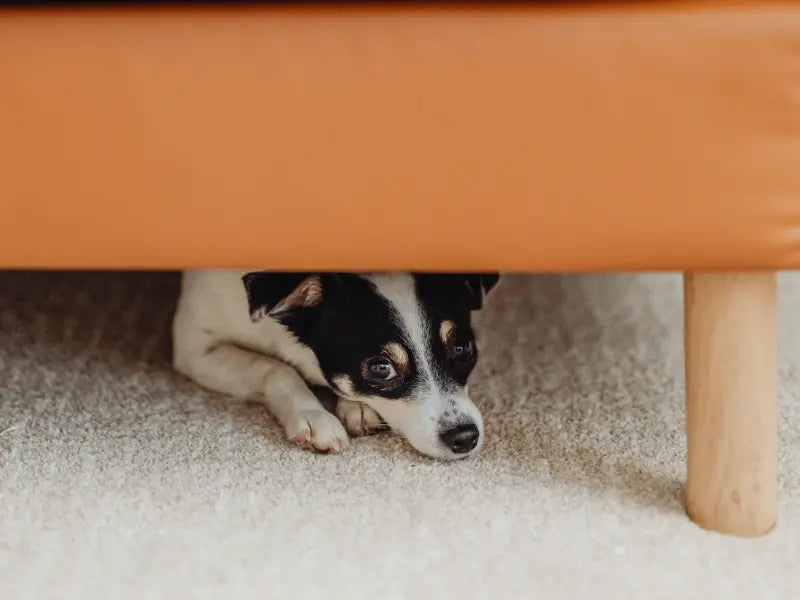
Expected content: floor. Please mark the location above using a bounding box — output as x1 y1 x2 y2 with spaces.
1 271 798 599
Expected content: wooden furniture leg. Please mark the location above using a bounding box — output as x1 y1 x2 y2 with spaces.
683 272 777 537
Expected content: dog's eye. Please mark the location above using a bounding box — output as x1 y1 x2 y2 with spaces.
451 341 475 362
366 359 398 381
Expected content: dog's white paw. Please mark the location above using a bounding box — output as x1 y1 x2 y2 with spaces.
335 399 388 437
287 409 349 453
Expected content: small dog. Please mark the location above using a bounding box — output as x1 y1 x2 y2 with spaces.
173 270 498 460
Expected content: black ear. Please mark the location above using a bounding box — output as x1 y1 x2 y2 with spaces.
241 272 323 322
416 273 500 311
462 274 499 309
461 273 500 310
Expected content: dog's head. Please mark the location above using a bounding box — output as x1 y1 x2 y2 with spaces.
241 272 499 460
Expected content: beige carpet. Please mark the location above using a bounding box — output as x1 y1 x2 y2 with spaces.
1 271 798 599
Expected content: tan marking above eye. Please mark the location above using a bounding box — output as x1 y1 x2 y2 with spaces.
382 342 410 372
439 320 455 344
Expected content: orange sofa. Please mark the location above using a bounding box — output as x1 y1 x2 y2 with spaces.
1 2 799 537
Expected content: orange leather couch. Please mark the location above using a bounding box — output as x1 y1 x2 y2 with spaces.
1 2 798 537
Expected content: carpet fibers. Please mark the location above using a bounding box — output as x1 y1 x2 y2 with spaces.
1 272 799 599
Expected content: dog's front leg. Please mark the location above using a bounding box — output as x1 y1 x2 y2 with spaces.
175 342 349 453
335 399 388 437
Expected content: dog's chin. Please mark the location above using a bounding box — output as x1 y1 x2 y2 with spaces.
415 442 482 462
439 445 482 461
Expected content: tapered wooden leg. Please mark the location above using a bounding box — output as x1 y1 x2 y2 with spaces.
684 272 777 537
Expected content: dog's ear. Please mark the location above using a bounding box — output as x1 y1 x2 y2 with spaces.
242 272 324 323
416 273 500 311
462 274 500 310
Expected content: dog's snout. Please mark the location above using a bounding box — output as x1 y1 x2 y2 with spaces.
439 423 480 454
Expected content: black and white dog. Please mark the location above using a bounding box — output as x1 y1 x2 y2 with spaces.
173 271 498 460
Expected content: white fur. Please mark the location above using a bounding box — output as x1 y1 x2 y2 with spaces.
173 270 347 452
173 270 483 459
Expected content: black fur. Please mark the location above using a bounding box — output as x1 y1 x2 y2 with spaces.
242 272 499 402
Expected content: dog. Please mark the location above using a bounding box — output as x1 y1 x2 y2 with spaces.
172 270 498 460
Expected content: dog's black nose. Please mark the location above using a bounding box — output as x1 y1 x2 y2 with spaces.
439 423 480 454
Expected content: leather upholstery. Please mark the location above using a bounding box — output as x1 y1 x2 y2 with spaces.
1 3 798 271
